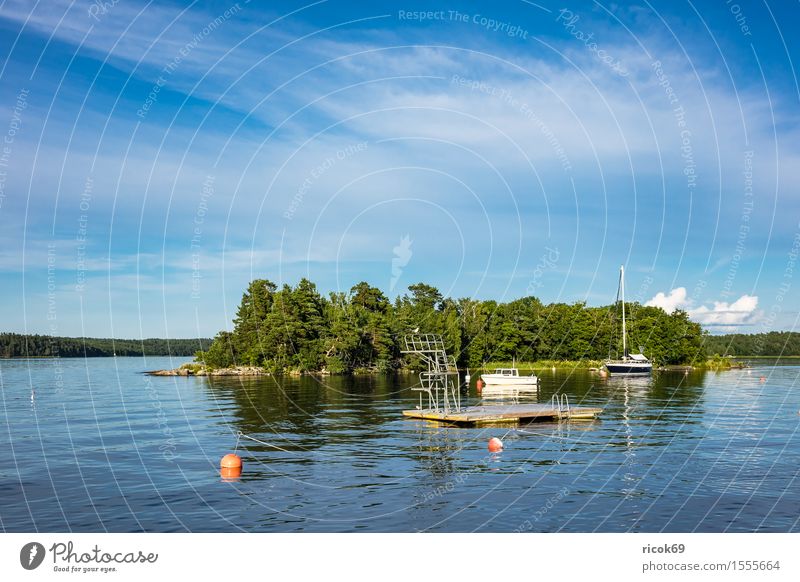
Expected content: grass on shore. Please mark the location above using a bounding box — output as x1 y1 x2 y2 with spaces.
477 360 605 372
701 354 748 370
480 357 747 373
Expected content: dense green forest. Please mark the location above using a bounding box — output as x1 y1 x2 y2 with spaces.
703 332 800 357
195 278 707 373
0 333 211 358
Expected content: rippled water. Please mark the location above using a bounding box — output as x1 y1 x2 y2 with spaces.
1 357 799 532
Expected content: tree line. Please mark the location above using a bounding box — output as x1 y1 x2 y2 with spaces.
0 333 211 358
195 278 709 372
703 331 800 357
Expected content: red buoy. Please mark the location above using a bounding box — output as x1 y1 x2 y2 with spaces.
476 379 484 393
487 437 503 452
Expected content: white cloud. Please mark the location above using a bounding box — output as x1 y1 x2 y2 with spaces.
646 288 760 329
689 295 759 328
645 287 688 313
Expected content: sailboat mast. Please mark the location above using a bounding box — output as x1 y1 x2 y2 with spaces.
620 265 627 359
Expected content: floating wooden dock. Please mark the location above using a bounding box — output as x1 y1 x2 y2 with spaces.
402 403 603 426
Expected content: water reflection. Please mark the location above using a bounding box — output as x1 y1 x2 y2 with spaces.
3 358 800 532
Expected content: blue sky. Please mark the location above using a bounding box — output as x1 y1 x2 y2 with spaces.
0 0 798 338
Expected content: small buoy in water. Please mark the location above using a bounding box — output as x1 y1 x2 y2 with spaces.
760 376 766 383
476 379 484 390
487 437 503 452
599 370 608 378
221 453 242 469
220 453 242 478
221 467 241 480
552 366 556 372
465 374 471 383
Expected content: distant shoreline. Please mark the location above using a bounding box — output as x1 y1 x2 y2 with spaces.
0 333 211 358
0 355 197 359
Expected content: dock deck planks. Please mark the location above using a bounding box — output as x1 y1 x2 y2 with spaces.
402 403 603 425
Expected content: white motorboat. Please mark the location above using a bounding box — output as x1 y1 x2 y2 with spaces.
480 367 538 387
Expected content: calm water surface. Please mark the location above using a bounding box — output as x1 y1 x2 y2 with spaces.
1 357 799 532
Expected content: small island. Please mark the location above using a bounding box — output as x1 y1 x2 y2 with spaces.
154 278 721 376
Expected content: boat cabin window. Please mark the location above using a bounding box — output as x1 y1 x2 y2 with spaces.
493 368 518 376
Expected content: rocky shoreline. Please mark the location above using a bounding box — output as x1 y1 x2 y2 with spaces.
146 365 271 377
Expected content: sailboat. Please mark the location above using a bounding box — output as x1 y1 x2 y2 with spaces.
604 266 652 375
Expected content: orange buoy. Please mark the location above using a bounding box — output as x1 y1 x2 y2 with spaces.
220 466 242 480
220 453 242 479
221 453 242 469
487 437 503 452
476 379 484 389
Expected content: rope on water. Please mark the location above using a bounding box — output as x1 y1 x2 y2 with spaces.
512 428 588 442
235 431 320 455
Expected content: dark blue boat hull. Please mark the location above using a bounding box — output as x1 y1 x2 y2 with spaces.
604 363 652 375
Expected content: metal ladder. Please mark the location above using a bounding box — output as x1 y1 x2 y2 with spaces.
551 393 571 420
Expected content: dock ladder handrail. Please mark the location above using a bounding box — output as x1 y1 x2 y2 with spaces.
551 393 571 419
